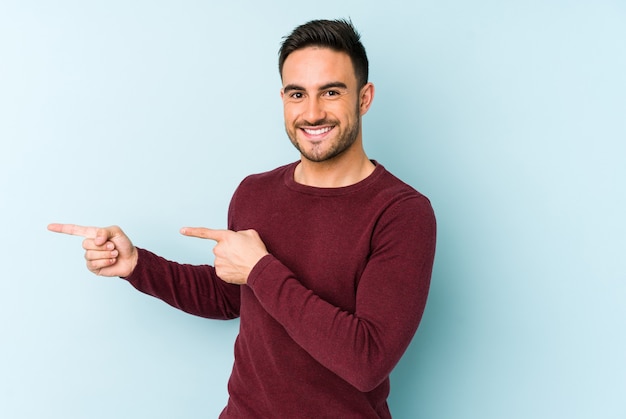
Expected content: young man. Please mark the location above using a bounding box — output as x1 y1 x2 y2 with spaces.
49 19 436 418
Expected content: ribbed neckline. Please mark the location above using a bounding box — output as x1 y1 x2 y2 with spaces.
283 160 385 196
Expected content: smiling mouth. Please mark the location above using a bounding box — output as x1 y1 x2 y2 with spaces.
301 126 334 136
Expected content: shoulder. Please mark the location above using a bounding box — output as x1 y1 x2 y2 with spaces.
374 164 433 211
237 162 296 190
228 162 298 217
370 164 436 234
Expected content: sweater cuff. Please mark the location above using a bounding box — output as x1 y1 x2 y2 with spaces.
121 247 148 281
247 254 276 289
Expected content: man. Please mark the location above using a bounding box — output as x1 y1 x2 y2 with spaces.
48 19 436 418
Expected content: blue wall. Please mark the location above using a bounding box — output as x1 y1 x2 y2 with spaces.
1 1 624 418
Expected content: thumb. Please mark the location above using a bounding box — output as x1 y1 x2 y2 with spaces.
94 227 113 246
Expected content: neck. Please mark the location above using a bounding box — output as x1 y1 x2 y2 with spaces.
294 146 375 188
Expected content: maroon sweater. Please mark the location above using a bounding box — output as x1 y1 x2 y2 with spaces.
125 162 436 418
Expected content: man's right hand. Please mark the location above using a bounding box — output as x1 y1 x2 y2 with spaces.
47 224 138 277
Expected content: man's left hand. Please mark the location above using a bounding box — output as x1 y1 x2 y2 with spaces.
180 227 269 285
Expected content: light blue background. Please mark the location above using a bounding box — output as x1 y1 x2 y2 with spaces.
1 1 625 418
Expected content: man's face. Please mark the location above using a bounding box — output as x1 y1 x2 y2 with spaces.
281 47 370 163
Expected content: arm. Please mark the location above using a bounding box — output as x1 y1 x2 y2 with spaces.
181 198 436 391
247 198 436 392
47 223 241 319
124 248 241 320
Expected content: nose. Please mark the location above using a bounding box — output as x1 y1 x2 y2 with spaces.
303 96 326 124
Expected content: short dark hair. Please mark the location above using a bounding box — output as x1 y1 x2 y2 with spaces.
278 19 369 89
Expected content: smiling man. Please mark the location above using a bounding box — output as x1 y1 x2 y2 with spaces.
48 19 436 418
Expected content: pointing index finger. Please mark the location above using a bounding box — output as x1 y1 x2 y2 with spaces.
47 223 99 238
180 227 230 242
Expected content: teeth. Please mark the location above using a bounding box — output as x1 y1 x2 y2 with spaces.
304 126 332 135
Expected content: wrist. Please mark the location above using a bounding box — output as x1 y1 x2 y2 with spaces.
129 246 139 274
120 246 140 279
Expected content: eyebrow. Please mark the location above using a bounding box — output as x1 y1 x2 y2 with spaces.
283 81 349 93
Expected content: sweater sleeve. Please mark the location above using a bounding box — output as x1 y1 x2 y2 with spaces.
246 196 436 392
124 248 241 320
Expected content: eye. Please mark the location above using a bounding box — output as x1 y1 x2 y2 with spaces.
290 92 304 99
323 89 346 100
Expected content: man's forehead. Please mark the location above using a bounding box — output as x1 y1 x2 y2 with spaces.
281 47 357 88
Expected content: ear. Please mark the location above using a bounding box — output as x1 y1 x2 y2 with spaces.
359 82 375 116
